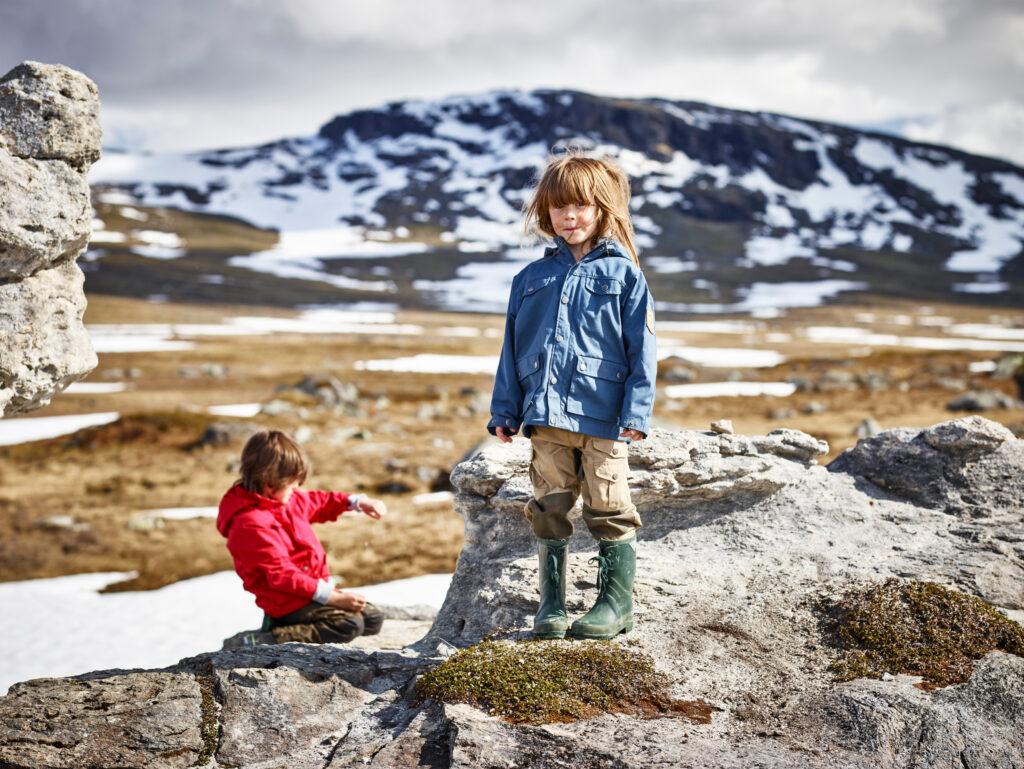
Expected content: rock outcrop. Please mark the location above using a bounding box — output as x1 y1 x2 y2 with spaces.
0 61 100 416
1 417 1022 768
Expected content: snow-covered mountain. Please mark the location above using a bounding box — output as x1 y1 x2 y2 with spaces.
87 89 1024 314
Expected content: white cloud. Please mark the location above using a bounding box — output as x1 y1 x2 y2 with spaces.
903 100 1024 165
0 0 1019 163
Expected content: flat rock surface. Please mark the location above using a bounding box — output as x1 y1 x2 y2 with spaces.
1 417 1022 768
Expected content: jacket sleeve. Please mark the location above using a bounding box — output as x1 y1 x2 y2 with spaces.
486 276 524 436
227 517 320 600
618 270 657 436
297 489 354 524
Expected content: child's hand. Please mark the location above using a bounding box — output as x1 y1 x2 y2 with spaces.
327 590 367 612
357 497 387 519
619 428 646 441
495 426 516 443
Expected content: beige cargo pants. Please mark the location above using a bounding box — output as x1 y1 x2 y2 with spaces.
525 425 642 542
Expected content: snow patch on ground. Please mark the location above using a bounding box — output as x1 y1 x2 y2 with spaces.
664 381 797 398
0 570 453 695
0 412 120 446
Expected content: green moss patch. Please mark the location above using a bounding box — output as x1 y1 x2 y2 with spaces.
824 578 1024 687
413 639 713 725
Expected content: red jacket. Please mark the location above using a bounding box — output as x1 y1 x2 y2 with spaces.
216 483 353 617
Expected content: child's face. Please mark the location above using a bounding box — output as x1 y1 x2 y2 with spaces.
549 202 598 249
265 480 299 504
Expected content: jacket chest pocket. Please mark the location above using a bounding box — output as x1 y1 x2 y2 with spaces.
565 353 628 423
581 276 623 301
519 275 558 308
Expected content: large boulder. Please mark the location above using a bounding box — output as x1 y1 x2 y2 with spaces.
1 417 1022 768
0 60 100 416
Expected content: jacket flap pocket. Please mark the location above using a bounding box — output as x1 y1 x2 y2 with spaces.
583 277 623 295
516 351 543 380
523 275 558 295
575 354 628 382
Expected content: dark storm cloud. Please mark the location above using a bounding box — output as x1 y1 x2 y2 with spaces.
0 0 1020 161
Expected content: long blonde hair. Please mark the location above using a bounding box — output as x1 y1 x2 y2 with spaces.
523 149 640 265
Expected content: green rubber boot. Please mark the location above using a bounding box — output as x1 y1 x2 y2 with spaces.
568 535 636 640
533 537 569 639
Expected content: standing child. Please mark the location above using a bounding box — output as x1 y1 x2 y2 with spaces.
217 429 389 644
487 150 657 640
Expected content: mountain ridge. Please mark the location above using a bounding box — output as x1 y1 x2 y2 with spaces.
87 87 1024 314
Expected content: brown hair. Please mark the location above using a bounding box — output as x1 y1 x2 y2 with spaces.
237 430 309 494
523 148 640 265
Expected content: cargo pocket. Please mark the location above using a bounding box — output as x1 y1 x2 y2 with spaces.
565 354 627 423
586 438 631 510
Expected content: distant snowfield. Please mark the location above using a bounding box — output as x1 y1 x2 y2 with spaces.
665 381 797 398
0 412 119 446
804 326 1024 352
658 346 786 368
355 354 499 374
207 403 262 418
64 382 130 394
0 570 453 695
86 307 423 352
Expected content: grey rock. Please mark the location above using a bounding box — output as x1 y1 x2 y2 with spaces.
947 388 1019 411
934 376 967 391
0 61 99 416
853 416 881 439
710 418 734 434
858 371 890 391
0 148 91 279
276 373 360 412
0 61 101 170
0 673 207 769
787 376 812 392
0 260 97 415
259 398 300 416
3 417 1024 767
817 370 857 391
828 415 1022 520
801 399 827 414
194 421 264 448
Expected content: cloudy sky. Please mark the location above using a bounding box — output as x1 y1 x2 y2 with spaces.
1 0 1021 163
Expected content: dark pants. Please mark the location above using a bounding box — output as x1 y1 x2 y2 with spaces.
265 601 384 644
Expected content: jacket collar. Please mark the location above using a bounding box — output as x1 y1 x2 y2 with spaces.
549 235 629 265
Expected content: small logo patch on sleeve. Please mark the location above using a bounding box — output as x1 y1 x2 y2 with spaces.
645 306 655 334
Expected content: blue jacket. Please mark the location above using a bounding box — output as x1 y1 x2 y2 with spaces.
487 235 657 443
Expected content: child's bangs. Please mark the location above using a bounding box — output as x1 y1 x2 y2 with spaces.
541 163 597 209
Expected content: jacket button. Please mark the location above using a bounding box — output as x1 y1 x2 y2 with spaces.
549 376 557 385
556 334 564 342
578 363 585 371
612 473 618 480
534 360 540 368
602 284 609 291
616 372 623 379
561 296 568 304
302 566 309 572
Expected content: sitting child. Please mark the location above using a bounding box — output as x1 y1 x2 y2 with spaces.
216 429 388 644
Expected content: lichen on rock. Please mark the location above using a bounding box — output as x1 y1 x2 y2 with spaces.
824 577 1024 688
414 639 713 725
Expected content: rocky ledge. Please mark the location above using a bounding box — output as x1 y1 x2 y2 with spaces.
0 60 100 416
1 416 1022 768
